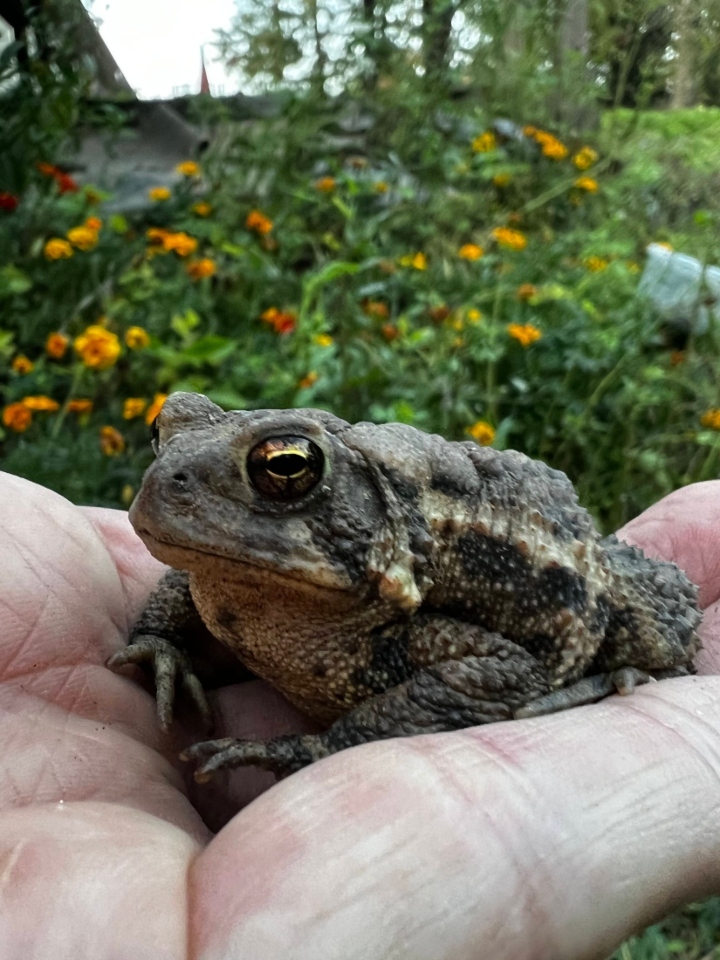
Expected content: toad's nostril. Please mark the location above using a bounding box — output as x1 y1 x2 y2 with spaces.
172 471 189 484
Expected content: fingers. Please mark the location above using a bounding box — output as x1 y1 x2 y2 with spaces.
618 480 720 609
189 676 720 960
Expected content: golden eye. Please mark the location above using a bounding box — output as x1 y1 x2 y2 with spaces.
247 436 324 501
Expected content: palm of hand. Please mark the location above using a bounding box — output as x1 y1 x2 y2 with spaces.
3 473 720 960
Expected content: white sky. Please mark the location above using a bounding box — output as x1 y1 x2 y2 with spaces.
83 0 241 99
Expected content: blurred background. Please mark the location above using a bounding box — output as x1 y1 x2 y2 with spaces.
1 4 720 950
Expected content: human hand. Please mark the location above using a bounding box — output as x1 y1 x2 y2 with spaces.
2 472 720 959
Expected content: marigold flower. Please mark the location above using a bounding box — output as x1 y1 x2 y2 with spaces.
381 324 399 341
67 398 93 414
146 227 170 244
573 146 599 170
467 420 495 445
74 325 121 370
700 409 720 430
398 252 427 270
85 216 102 231
261 307 296 335
299 372 319 389
522 125 537 137
246 210 273 234
186 258 217 280
192 201 212 217
429 305 451 323
0 192 19 212
99 425 125 456
584 255 608 273
123 397 147 419
57 173 78 194
125 326 150 350
11 355 34 374
22 395 60 412
374 181 389 193
176 160 200 177
37 162 58 177
492 227 527 251
3 402 31 432
67 226 99 251
46 332 69 359
145 393 168 426
575 177 598 193
315 176 336 192
541 139 568 160
471 131 496 153
44 238 73 260
466 308 482 324
493 173 512 187
166 232 199 257
507 322 542 347
149 187 171 201
314 334 334 347
517 283 538 300
361 300 390 319
458 243 483 261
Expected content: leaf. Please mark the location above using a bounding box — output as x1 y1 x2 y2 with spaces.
0 265 32 299
180 335 236 364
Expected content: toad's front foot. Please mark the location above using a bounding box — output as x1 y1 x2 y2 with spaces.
513 666 655 720
181 733 330 781
107 636 211 730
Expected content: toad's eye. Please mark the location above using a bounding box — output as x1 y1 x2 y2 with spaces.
150 417 160 456
247 436 324 501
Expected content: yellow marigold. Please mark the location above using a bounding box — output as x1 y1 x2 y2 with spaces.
315 176 336 192
3 402 32 432
374 181 389 193
67 225 99 251
573 146 599 170
146 227 170 244
186 257 217 280
700 409 720 430
192 201 212 217
493 173 512 187
176 160 200 177
44 238 73 259
145 393 168 426
149 187 171 201
466 308 482 324
398 252 427 270
517 283 538 300
492 227 527 251
458 243 484 261
314 334 334 348
584 255 608 273
84 216 102 231
467 420 495 445
575 177 598 193
125 326 150 350
22 395 59 411
11 354 34 374
123 397 147 419
99 425 125 456
46 332 70 359
507 322 542 347
163 232 198 257
246 209 273 234
542 139 568 160
299 371 319 389
361 300 390 319
471 131 496 153
74 325 121 370
67 398 93 414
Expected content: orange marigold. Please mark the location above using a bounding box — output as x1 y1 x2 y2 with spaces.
85 216 102 231
99 426 125 456
492 227 527 251
246 210 273 235
315 176 336 192
298 372 319 389
74 325 121 370
467 420 495 445
517 283 538 301
507 322 542 347
163 232 198 257
361 300 390 319
261 307 297 335
22 395 59 411
12 355 34 374
145 393 168 426
44 238 73 260
381 324 399 341
67 226 99 251
192 201 212 217
123 398 147 419
575 177 598 193
67 398 93 414
458 244 483 261
46 332 69 359
186 258 217 280
700 409 720 430
149 187 171 201
3 402 32 432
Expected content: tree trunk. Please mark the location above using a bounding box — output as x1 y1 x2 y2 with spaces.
671 0 696 108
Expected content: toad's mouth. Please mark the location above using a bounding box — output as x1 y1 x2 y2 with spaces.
135 529 355 594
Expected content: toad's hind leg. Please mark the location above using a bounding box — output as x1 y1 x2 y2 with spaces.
182 624 554 780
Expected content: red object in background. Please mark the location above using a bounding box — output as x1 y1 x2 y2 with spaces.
200 48 210 95
36 162 78 194
0 192 19 212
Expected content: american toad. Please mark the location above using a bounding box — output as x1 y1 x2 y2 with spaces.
109 392 702 780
